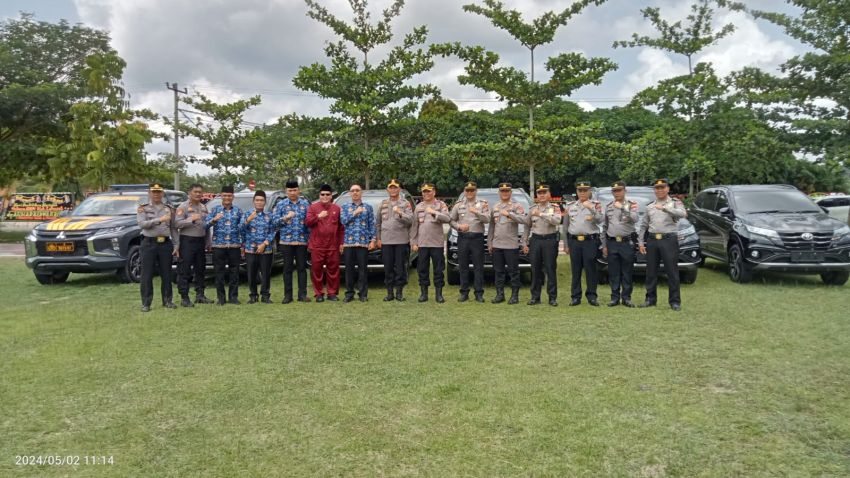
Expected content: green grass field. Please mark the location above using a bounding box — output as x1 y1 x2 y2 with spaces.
1 257 848 477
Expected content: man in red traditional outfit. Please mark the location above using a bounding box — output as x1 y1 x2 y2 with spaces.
305 184 344 301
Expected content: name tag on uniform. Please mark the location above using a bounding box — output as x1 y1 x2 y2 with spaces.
655 233 663 240
156 236 166 243
577 235 586 241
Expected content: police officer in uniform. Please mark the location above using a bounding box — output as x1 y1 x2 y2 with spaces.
205 185 243 305
175 183 212 307
376 179 414 301
563 180 604 306
450 181 489 302
602 181 639 307
488 182 527 304
136 183 179 312
522 183 561 306
411 182 451 303
638 178 686 311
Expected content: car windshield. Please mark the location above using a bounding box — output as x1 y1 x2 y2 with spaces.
735 190 822 214
72 195 146 216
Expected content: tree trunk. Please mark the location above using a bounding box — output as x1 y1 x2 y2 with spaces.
364 134 370 190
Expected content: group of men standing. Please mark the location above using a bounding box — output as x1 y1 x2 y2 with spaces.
136 177 685 312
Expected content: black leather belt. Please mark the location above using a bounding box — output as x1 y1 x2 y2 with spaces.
607 234 635 243
143 236 171 244
569 233 600 242
648 232 676 240
458 232 484 239
531 233 557 240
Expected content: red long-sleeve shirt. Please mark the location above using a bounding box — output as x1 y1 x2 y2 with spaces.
306 201 344 250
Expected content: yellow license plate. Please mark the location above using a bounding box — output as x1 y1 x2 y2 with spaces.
47 242 74 252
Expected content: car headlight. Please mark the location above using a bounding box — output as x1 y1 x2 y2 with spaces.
93 226 126 236
835 225 850 237
745 224 780 239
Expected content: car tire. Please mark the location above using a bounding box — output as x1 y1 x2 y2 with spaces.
680 269 698 284
34 271 70 285
447 267 460 285
117 245 142 283
820 271 849 286
728 243 753 283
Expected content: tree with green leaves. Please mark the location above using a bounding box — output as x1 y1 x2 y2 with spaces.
169 92 262 181
614 0 737 194
293 0 438 189
432 0 618 189
0 13 114 186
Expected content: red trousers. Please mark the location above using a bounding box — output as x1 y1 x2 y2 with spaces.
310 248 340 297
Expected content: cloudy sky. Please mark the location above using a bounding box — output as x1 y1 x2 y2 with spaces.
2 0 803 174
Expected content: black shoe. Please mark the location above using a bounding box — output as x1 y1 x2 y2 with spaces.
608 299 620 307
395 287 405 302
588 299 600 307
671 303 681 311
384 288 395 302
458 292 469 303
181 298 194 308
569 299 581 306
316 295 325 303
527 298 540 305
639 301 656 308
163 301 177 309
491 289 505 304
508 288 519 305
248 297 258 304
549 299 558 307
297 296 310 303
474 292 485 303
622 299 635 308
230 298 241 305
140 305 150 312
418 286 429 303
327 295 339 302
195 295 213 304
282 296 293 304
359 296 368 303
261 297 273 304
343 296 354 303
435 287 445 303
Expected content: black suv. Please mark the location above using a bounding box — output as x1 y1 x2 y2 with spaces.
25 188 187 284
446 188 533 285
689 185 850 285
593 187 702 284
334 189 418 269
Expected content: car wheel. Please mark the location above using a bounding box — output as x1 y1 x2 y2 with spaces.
820 271 849 286
447 267 460 285
728 243 753 283
117 245 142 283
34 271 70 285
680 269 698 284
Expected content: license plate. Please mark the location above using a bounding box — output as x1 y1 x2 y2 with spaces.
46 242 75 253
791 251 823 263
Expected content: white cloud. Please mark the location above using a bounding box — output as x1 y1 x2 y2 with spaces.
697 11 796 77
619 48 688 98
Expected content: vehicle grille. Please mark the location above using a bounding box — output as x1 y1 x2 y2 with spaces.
779 232 832 251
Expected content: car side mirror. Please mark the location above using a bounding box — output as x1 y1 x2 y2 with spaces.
719 207 733 218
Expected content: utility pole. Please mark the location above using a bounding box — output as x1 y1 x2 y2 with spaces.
165 82 188 190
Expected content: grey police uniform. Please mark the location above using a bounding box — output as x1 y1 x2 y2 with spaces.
522 201 561 302
376 197 414 289
137 202 179 307
602 199 639 303
450 197 490 297
488 200 528 293
175 200 210 302
412 199 451 288
563 200 604 302
638 196 686 306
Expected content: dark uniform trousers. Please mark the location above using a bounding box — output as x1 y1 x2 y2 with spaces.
417 246 446 287
281 245 308 299
177 235 206 298
457 233 485 294
246 253 273 300
569 235 600 301
212 248 240 302
529 234 558 300
607 238 635 301
344 246 369 299
493 247 520 289
645 234 681 305
382 244 409 287
140 237 174 306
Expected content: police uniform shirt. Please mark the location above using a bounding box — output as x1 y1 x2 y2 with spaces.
137 202 179 245
175 200 209 238
521 201 562 245
563 200 603 237
602 199 639 247
412 199 450 248
638 197 687 246
450 197 490 234
376 198 414 245
488 200 527 249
